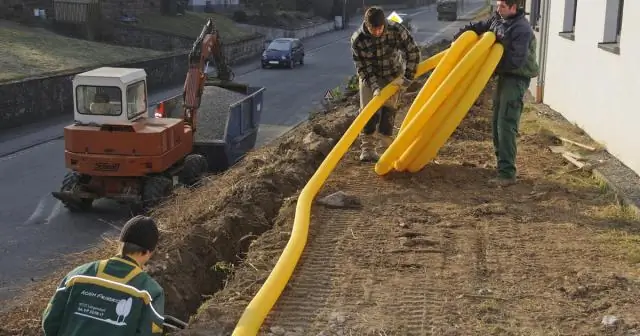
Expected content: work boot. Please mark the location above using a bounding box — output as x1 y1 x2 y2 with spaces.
359 134 379 162
375 134 394 154
487 176 517 187
359 148 379 162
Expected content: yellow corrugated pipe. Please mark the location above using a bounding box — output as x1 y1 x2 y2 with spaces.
407 42 503 172
375 31 498 176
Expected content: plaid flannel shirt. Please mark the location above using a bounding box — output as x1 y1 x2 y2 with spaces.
351 20 421 92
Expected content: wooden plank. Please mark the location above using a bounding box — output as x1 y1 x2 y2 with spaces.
562 153 585 168
548 145 566 154
564 151 585 160
558 137 597 151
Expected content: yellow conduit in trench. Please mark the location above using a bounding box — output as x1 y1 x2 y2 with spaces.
230 53 444 336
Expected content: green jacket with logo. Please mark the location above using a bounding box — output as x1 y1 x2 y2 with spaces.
42 255 165 336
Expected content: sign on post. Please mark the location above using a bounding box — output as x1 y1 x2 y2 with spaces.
323 89 335 101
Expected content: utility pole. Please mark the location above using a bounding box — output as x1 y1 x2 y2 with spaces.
343 0 347 30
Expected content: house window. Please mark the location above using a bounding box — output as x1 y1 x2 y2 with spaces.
616 0 624 41
598 0 623 54
559 0 577 40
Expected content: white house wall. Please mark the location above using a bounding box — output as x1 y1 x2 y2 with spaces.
544 0 640 175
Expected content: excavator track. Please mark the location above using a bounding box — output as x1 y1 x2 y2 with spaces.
260 155 463 335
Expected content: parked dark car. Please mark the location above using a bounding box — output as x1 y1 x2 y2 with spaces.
261 38 305 69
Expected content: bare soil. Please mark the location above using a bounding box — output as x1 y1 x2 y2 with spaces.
0 20 165 83
181 83 640 336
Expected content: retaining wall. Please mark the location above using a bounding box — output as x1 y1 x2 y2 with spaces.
0 33 265 131
108 24 265 54
0 52 190 130
237 21 336 41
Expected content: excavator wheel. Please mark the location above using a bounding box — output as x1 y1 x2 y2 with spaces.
141 175 173 209
179 154 208 187
59 171 93 212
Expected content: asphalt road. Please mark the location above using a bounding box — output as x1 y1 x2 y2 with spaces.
0 1 487 302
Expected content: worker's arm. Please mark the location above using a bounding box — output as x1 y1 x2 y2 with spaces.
395 24 421 80
135 287 165 335
351 38 382 92
42 277 71 335
496 23 533 72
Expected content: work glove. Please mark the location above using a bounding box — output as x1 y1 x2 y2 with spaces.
452 29 465 41
391 76 412 91
373 88 381 97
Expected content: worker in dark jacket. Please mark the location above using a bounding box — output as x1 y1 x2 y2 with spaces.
351 6 421 162
42 215 165 336
454 0 539 186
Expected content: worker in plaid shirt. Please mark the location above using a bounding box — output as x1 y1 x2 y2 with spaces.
351 6 421 162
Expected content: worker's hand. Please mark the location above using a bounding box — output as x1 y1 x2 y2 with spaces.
452 29 464 41
373 88 381 97
391 76 412 90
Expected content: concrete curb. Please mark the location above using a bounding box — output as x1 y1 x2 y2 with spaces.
588 152 640 219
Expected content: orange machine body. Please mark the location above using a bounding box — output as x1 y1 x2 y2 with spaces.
63 117 194 177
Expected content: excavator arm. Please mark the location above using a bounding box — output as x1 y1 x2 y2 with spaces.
182 18 236 133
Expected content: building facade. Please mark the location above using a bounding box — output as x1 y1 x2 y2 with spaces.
526 0 639 176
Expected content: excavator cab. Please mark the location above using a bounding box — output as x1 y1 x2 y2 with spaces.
73 67 149 126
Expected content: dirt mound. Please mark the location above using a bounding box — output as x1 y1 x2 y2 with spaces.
0 106 356 335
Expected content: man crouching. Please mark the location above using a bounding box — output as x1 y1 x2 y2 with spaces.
350 6 421 162
42 215 165 335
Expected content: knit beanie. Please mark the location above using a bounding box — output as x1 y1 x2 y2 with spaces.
119 215 159 251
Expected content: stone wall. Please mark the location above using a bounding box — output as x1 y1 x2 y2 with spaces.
237 21 336 41
0 52 189 131
108 23 265 56
100 0 161 19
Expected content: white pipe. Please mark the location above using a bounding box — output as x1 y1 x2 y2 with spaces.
535 0 550 103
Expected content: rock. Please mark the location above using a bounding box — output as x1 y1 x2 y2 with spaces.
477 288 493 295
303 131 333 156
270 326 286 335
329 311 347 325
317 191 362 209
601 315 624 330
285 327 304 336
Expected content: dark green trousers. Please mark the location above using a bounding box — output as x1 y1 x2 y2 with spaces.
492 75 530 179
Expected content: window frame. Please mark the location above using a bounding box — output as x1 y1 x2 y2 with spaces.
598 0 623 55
559 0 577 41
125 80 148 120
75 85 123 116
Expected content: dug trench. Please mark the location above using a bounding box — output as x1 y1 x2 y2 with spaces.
0 40 450 335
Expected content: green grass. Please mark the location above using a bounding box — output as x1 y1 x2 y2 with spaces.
134 11 253 42
0 20 166 83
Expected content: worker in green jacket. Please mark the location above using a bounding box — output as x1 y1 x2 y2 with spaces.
454 0 539 186
42 215 165 336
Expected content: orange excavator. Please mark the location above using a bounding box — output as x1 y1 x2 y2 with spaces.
52 19 264 212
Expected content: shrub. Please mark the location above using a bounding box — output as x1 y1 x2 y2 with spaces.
232 10 248 22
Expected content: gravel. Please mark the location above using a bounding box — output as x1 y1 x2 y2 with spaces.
168 85 248 142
